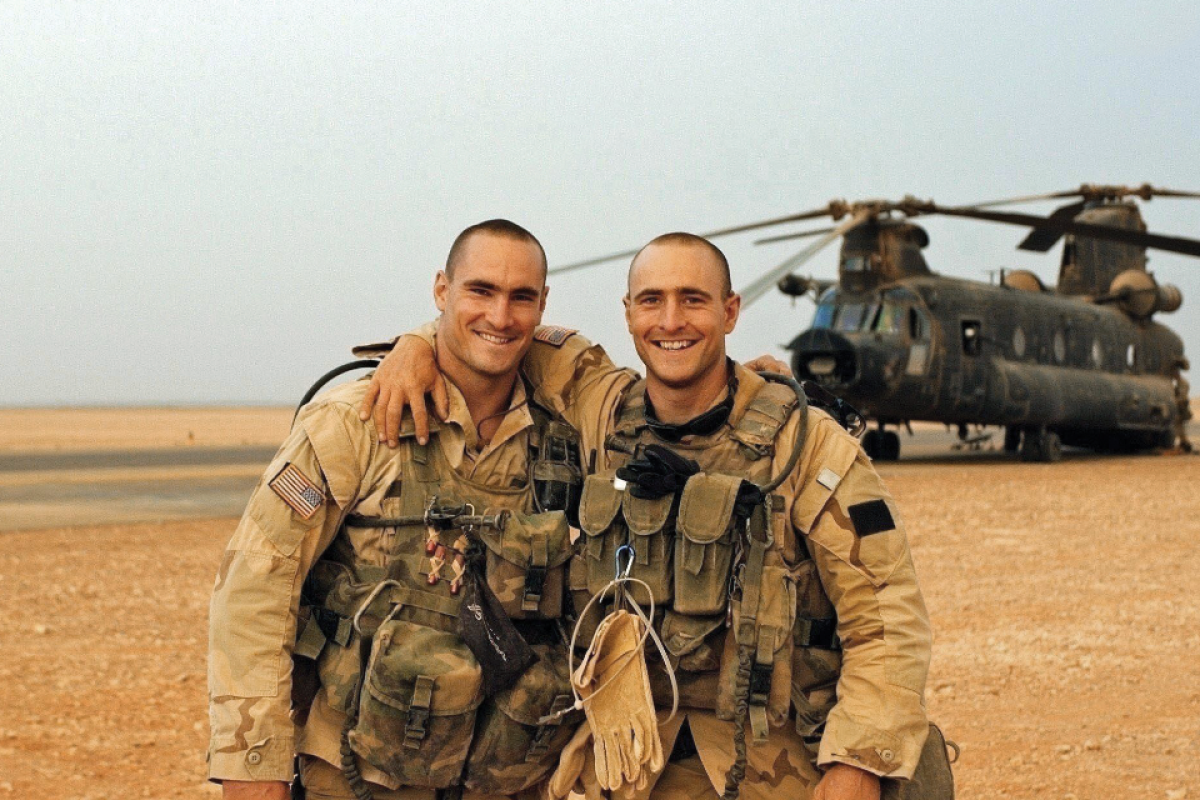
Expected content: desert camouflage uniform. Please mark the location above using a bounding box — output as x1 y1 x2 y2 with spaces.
208 376 572 799
390 325 933 799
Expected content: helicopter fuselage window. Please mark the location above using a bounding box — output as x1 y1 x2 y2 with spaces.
961 320 982 357
1012 326 1026 359
1053 330 1067 364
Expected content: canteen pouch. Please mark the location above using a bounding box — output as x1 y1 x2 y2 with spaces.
478 510 573 619
674 473 741 615
349 619 483 788
532 420 583 527
619 490 675 605
461 641 584 794
579 474 625 598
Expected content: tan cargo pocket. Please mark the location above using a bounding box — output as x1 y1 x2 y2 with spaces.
461 641 583 795
660 610 726 672
621 491 674 606
478 510 572 619
349 620 483 788
579 474 625 597
674 473 740 615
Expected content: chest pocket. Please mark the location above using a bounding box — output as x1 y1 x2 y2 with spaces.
674 473 741 616
478 511 573 619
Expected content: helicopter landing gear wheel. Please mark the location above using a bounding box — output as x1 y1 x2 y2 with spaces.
862 429 900 461
862 429 882 460
880 430 901 461
1020 428 1062 463
1004 426 1021 453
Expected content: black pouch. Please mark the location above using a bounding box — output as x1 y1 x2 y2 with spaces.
882 723 957 800
457 552 538 697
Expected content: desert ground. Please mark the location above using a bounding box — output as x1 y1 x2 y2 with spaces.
0 407 1197 799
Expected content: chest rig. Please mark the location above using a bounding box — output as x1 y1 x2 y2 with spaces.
299 394 584 797
575 374 844 794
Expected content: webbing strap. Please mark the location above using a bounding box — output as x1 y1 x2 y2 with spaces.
404 675 435 749
735 503 773 647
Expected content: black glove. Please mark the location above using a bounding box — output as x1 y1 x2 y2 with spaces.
616 444 700 499
732 480 765 523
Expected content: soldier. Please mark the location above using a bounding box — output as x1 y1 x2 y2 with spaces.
361 233 941 800
208 220 592 800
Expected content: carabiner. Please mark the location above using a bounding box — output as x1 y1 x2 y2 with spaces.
614 544 636 580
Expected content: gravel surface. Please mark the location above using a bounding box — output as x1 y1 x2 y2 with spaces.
1 452 1197 799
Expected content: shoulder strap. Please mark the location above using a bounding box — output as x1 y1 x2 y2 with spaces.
730 381 802 454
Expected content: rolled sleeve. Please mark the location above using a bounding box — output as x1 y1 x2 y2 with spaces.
786 412 932 778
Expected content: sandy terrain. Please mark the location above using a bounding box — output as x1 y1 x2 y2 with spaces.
0 408 1198 799
0 408 293 452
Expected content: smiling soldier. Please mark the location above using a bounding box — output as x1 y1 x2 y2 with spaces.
361 232 947 800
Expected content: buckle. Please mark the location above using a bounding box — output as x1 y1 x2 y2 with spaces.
522 564 547 612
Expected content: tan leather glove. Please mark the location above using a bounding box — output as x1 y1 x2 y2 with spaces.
572 610 664 792
546 721 604 800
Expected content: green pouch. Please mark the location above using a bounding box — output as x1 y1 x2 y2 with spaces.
578 474 625 597
478 510 573 619
673 473 740 615
461 641 584 794
620 490 674 605
350 619 483 788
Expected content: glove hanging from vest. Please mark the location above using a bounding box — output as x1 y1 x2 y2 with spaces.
732 480 765 524
616 444 700 500
456 543 537 696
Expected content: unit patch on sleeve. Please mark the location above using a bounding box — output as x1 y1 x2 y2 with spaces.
269 463 326 520
533 326 578 347
847 499 895 537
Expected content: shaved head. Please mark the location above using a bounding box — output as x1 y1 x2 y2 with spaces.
629 232 731 297
445 219 547 281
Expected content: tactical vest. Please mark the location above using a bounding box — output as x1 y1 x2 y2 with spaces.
574 377 843 759
298 402 584 795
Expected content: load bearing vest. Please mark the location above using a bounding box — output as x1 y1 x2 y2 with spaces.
297 402 584 795
575 377 843 754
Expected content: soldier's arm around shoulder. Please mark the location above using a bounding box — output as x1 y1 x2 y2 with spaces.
207 388 377 784
784 407 933 780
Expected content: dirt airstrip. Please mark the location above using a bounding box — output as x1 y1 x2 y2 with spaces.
0 408 1197 799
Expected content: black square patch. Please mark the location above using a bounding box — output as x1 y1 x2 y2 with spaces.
847 499 895 537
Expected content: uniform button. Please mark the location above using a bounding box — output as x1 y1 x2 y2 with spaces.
246 751 262 765
879 749 895 763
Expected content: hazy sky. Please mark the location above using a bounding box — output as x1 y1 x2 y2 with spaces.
4 2 1199 405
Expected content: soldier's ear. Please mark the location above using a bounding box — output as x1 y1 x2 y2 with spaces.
434 271 450 313
723 292 741 334
623 294 633 331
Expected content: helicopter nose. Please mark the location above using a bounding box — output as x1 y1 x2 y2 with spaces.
788 330 857 387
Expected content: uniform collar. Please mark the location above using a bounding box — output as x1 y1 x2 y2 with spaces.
440 375 534 464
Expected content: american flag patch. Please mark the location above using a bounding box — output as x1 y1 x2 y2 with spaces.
533 326 577 347
269 463 325 520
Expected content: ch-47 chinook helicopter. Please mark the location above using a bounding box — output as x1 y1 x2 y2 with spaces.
550 184 1200 462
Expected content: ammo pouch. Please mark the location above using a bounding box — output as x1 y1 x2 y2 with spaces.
674 473 741 616
461 640 584 794
881 723 957 800
478 511 572 619
579 473 673 606
349 618 483 788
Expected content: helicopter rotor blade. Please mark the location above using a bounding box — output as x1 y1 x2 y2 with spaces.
548 204 838 275
754 225 839 245
970 190 1087 209
738 210 873 308
1016 200 1087 252
918 202 1200 259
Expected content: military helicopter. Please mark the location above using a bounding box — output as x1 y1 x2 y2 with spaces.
550 184 1200 462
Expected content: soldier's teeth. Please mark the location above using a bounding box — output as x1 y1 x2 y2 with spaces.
657 341 695 351
478 332 513 345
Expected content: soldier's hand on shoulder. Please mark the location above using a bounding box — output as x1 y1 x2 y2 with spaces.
812 763 881 800
221 780 290 800
358 335 448 447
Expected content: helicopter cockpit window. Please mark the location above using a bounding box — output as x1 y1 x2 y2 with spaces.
835 303 877 332
875 301 906 334
812 300 836 330
843 255 868 272
909 308 928 340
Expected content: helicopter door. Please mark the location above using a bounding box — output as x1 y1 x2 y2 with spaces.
954 318 990 416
